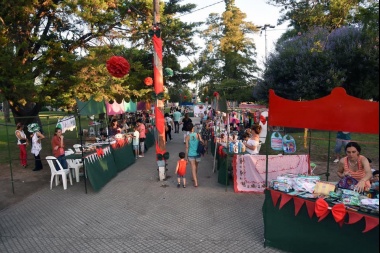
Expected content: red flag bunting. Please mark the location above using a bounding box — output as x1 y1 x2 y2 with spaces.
270 190 281 207
279 192 293 209
363 216 379 233
305 200 315 218
293 197 305 216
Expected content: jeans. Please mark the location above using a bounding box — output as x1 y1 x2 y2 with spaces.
166 125 172 141
55 155 68 171
174 121 179 133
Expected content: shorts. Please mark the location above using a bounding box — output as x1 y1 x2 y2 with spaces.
133 145 139 150
335 139 350 153
139 138 146 143
188 156 201 162
177 174 185 178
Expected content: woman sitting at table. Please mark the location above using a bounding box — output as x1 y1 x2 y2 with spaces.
337 142 372 193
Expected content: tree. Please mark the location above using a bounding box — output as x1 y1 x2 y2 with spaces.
0 0 201 126
195 0 260 102
254 26 379 102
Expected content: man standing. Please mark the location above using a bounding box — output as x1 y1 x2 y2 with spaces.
333 131 351 163
137 119 146 157
173 109 182 133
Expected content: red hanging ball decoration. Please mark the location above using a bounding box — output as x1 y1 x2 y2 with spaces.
106 56 130 78
144 77 153 86
213 91 219 97
205 97 208 101
183 95 187 99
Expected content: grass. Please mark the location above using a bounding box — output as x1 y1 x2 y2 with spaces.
0 111 96 164
261 129 379 161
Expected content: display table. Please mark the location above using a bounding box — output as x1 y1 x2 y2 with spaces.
263 189 379 253
144 130 155 151
111 142 135 172
66 143 136 192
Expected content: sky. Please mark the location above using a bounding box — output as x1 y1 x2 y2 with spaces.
177 0 289 70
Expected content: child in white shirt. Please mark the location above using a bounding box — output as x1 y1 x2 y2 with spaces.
133 126 140 159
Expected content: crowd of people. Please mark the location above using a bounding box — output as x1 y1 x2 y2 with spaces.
12 107 379 197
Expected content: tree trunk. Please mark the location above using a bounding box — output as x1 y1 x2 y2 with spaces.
3 100 11 123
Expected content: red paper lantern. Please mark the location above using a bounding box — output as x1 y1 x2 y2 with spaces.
213 91 219 97
205 97 208 101
144 77 153 86
183 95 187 99
106 56 130 78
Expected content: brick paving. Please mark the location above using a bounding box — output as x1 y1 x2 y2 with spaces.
0 117 285 253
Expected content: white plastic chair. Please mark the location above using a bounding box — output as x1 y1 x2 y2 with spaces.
46 156 73 190
73 144 82 153
67 158 83 183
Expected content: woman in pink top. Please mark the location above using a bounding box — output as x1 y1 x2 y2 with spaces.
337 142 372 192
137 119 146 157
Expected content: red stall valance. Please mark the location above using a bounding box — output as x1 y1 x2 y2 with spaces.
268 88 379 134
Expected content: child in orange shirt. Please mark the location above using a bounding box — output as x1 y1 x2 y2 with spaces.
175 152 187 188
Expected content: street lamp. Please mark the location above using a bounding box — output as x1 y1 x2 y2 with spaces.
257 24 276 60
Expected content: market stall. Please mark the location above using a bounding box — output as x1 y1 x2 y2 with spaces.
263 88 379 253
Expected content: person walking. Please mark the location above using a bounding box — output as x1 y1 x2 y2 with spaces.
28 123 45 171
165 113 174 142
181 113 192 143
15 122 28 168
185 123 203 187
200 117 212 154
173 109 182 133
175 152 187 188
334 131 351 163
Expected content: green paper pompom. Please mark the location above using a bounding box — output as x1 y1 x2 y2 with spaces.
164 68 174 77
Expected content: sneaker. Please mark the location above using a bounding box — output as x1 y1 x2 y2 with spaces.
333 159 339 163
183 185 186 188
138 155 144 157
177 183 180 188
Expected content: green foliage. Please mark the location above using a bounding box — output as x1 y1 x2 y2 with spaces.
254 26 379 101
195 0 260 102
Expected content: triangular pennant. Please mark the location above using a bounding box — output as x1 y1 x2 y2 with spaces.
293 197 305 216
363 216 379 233
279 193 293 209
346 211 363 225
305 200 315 218
270 190 281 207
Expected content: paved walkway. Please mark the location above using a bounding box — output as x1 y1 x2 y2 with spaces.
0 118 284 253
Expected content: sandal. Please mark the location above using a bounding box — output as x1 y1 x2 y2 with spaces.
183 185 186 188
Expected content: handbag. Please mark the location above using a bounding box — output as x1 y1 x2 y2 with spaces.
270 132 283 151
338 176 358 190
196 134 206 156
19 139 27 144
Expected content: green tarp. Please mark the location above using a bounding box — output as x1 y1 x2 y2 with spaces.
111 143 135 172
263 189 379 253
76 97 106 116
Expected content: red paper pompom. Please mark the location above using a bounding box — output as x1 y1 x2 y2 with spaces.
183 95 187 99
106 56 130 78
144 77 153 86
213 91 219 97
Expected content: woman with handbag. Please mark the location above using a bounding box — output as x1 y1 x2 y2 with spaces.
15 122 28 168
28 123 45 171
337 142 372 193
51 127 68 171
185 123 203 187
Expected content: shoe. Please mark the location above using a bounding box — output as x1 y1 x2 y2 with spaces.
33 167 42 171
177 183 180 188
183 185 186 188
138 155 144 157
333 159 339 163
